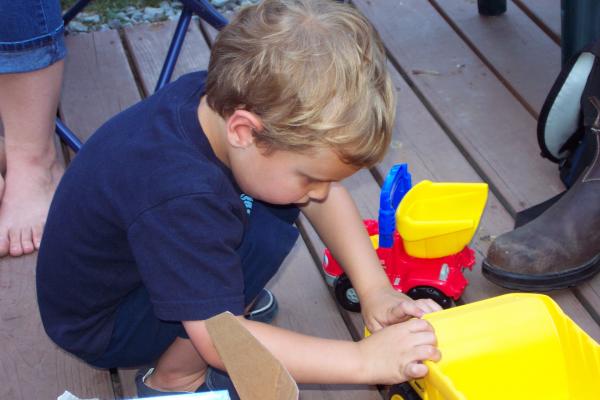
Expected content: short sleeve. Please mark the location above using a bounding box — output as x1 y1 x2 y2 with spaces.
127 193 246 321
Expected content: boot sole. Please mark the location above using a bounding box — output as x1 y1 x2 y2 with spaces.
482 253 600 291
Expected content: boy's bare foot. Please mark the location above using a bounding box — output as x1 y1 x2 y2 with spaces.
0 157 64 257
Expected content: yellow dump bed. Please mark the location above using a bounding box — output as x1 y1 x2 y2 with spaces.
412 293 600 400
395 181 488 258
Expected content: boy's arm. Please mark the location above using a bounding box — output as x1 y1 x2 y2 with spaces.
300 183 391 300
183 316 439 385
299 183 440 330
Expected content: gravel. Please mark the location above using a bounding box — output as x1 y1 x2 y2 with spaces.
65 0 259 33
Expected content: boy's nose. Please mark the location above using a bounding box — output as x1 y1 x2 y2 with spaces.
308 183 330 201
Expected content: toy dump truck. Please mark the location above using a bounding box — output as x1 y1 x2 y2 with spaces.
389 293 600 400
322 164 488 309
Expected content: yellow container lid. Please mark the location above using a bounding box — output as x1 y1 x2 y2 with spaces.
414 294 600 400
396 181 488 258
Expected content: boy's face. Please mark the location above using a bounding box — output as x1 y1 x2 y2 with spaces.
230 145 358 205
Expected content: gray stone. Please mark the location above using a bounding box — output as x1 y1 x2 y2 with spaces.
131 11 144 22
79 14 101 23
144 6 164 19
211 0 232 8
67 21 88 32
108 19 122 29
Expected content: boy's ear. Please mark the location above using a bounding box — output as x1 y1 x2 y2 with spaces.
226 109 264 149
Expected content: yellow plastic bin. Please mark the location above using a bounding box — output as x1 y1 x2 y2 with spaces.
396 181 488 258
410 293 600 400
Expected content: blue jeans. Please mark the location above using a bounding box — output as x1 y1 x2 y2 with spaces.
0 0 67 73
87 201 300 369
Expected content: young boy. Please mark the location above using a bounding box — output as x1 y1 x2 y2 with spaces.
36 0 441 397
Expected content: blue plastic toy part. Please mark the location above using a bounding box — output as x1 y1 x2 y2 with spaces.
378 164 412 248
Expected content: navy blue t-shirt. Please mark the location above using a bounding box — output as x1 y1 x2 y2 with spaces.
37 72 249 360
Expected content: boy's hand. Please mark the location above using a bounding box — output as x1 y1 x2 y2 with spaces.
360 286 441 332
358 318 440 384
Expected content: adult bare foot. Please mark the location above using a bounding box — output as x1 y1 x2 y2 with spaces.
0 60 65 257
0 155 64 257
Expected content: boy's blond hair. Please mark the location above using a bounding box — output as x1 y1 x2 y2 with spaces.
206 0 395 167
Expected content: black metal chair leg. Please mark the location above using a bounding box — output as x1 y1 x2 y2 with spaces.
62 0 94 25
154 7 194 93
55 118 83 152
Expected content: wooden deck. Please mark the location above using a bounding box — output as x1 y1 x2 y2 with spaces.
1 1 599 399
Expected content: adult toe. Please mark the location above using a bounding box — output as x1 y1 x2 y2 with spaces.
8 229 24 257
21 228 35 255
32 223 44 250
0 231 9 257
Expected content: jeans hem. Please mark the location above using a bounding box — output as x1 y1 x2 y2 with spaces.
0 23 65 52
0 36 67 74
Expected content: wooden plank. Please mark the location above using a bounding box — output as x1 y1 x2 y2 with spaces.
0 255 115 400
352 0 563 215
61 30 141 143
513 0 561 43
432 0 560 115
576 280 600 324
123 20 212 96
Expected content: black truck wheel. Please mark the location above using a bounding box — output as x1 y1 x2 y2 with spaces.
388 383 421 400
334 274 361 312
407 286 453 309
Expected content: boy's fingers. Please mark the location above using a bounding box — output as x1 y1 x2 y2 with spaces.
403 345 441 379
405 318 434 333
404 362 428 379
414 343 441 362
401 331 437 353
367 319 384 333
415 298 442 313
391 301 424 320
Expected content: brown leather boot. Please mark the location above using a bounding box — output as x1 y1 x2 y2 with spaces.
482 101 600 291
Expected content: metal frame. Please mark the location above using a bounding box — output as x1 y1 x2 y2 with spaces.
56 0 227 152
